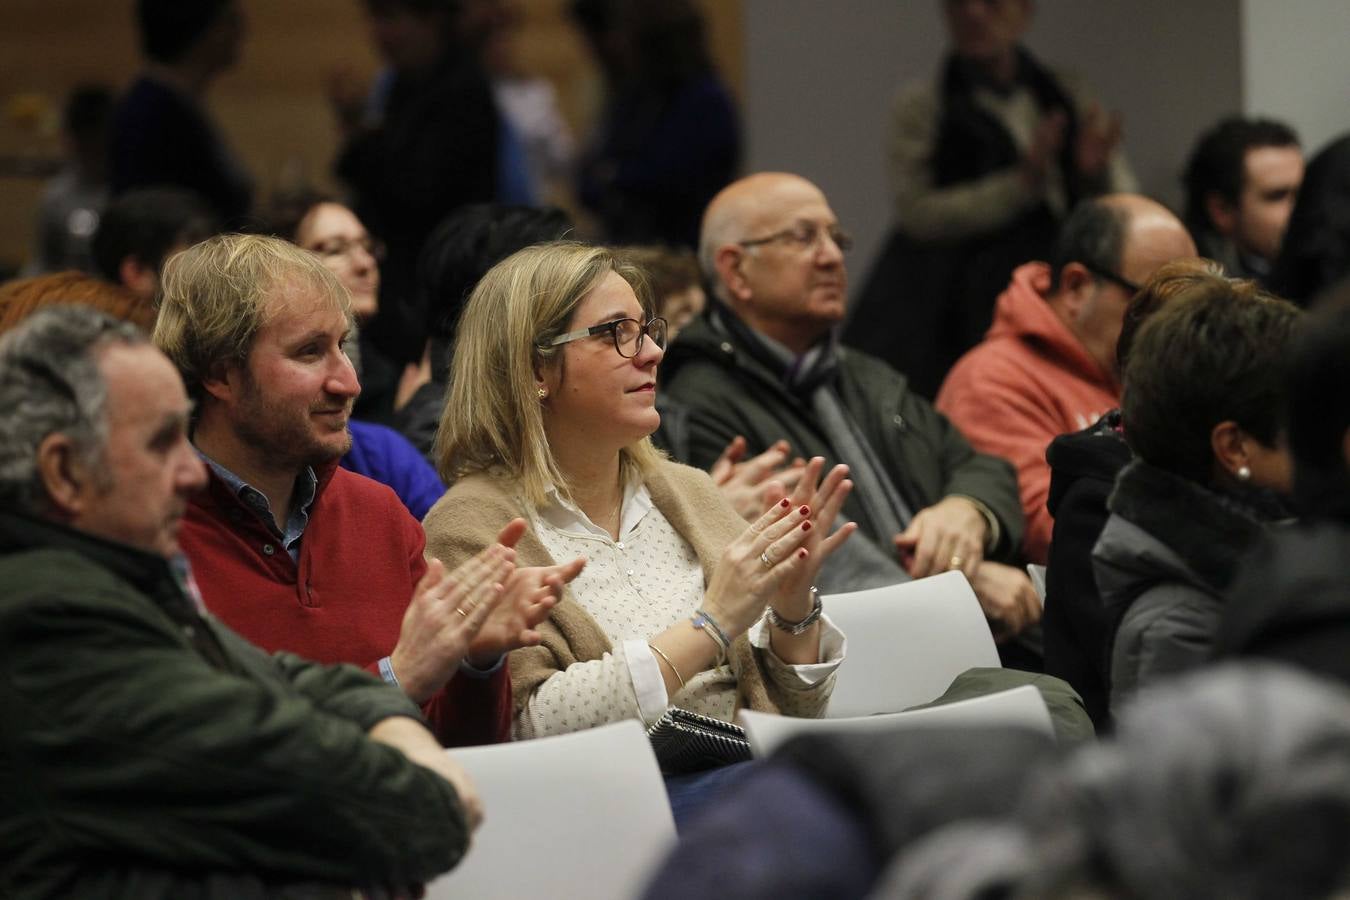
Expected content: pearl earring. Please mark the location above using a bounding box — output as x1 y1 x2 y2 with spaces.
1237 465 1251 481
537 387 547 400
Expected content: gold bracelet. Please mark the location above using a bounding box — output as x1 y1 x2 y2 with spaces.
648 643 687 690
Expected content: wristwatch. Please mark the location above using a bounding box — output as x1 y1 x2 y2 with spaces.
766 586 823 635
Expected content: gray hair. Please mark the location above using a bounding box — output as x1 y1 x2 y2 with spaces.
0 305 147 515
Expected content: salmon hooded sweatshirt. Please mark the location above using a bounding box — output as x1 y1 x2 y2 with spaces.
936 261 1119 563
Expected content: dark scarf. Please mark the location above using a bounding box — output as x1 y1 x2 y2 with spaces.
933 46 1081 207
707 303 914 542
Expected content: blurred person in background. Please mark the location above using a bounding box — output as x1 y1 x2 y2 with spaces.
1183 116 1302 284
110 0 253 225
1270 132 1350 305
91 187 217 305
847 0 1136 399
333 0 501 368
572 0 740 248
395 202 573 461
25 85 114 276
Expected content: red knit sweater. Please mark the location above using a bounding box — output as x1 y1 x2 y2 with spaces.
180 461 510 746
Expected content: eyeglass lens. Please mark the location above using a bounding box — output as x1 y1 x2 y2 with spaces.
615 318 667 357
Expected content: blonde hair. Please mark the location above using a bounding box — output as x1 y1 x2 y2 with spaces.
435 240 664 506
153 233 352 399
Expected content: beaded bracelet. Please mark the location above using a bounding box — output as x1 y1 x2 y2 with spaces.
691 608 732 660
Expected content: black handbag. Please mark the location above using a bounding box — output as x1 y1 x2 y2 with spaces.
647 707 752 774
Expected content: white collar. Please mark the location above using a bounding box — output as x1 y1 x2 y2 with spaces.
539 477 652 541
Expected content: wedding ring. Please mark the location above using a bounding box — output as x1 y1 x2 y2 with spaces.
948 555 964 571
760 551 774 570
455 607 470 618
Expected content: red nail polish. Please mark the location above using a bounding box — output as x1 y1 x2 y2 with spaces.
799 505 810 516
797 549 808 559
780 498 790 508
802 521 812 531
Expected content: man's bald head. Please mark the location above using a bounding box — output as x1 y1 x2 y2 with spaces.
1050 194 1196 294
1048 193 1197 376
698 173 849 354
699 173 822 285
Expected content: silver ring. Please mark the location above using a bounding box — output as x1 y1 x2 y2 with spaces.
760 551 773 570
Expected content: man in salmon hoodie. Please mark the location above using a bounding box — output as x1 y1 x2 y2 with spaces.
936 194 1194 563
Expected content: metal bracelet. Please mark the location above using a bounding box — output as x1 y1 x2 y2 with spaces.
766 586 823 636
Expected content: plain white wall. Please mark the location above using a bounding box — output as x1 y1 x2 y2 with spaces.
1242 0 1350 157
743 0 1242 292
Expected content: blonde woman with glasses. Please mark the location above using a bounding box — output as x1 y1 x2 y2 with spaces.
422 242 853 797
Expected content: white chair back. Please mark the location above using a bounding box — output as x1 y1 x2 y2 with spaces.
823 571 1000 717
739 685 1053 757
424 720 675 900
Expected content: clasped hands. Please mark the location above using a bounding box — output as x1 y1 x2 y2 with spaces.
391 518 585 704
704 456 855 637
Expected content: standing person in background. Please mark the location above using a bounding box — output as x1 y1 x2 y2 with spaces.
110 0 253 226
847 0 1136 399
333 0 501 369
1183 116 1303 284
572 0 741 248
26 85 114 276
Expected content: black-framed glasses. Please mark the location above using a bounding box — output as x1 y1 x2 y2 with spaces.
1083 261 1141 295
542 316 668 358
738 222 853 254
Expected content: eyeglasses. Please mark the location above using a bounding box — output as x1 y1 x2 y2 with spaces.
308 236 386 264
1082 261 1141 295
738 222 854 254
543 316 668 358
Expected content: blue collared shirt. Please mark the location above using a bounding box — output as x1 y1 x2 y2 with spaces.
199 453 317 564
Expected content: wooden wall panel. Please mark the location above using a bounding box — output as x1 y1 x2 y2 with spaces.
0 0 742 273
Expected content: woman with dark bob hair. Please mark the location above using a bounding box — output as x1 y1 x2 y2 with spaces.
1094 278 1301 714
421 241 854 752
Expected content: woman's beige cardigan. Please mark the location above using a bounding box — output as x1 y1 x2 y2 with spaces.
421 460 793 720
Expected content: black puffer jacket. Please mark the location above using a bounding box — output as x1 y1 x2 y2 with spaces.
1092 460 1271 713
1041 410 1130 729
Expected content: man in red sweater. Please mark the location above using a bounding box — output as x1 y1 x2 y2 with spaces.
154 233 580 746
936 194 1194 563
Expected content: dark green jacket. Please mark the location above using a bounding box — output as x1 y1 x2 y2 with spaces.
660 315 1024 561
0 511 468 899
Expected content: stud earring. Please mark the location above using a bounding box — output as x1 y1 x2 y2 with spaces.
1237 465 1251 481
537 387 547 399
